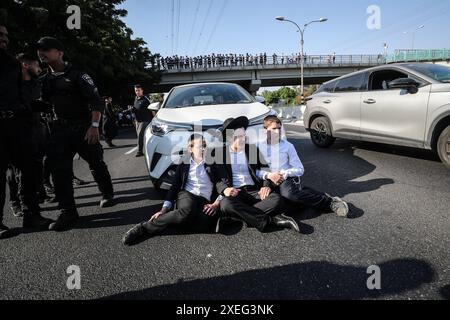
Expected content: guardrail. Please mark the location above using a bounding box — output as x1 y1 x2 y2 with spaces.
386 49 450 63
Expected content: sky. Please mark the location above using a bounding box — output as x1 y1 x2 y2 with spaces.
119 0 450 57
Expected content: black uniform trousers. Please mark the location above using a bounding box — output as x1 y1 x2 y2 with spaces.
0 117 41 220
46 122 113 212
278 177 332 211
143 191 217 235
6 120 48 209
219 185 283 232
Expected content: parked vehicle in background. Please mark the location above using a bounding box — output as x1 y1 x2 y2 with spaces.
303 63 450 168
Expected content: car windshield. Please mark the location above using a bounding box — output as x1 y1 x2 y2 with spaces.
406 64 450 83
164 84 255 109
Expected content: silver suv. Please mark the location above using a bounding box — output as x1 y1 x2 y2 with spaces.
304 63 450 168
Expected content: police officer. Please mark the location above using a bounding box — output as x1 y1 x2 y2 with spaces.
6 53 51 217
37 37 115 232
130 85 155 157
0 25 53 239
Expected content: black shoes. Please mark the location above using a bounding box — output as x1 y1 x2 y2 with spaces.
49 210 79 232
123 222 147 246
100 195 115 208
272 214 300 233
10 206 24 218
0 223 12 239
23 213 53 230
215 216 248 234
135 152 144 158
329 196 349 217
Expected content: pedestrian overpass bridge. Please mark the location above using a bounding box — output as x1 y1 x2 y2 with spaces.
150 49 450 94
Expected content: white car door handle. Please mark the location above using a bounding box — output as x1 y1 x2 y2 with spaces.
323 100 332 104
363 99 376 104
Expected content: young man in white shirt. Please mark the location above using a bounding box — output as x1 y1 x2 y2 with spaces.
258 116 349 217
214 117 300 233
122 134 222 245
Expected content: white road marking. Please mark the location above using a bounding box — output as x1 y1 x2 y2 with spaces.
125 147 138 155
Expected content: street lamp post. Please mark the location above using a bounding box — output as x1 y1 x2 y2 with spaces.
403 25 425 50
276 16 327 103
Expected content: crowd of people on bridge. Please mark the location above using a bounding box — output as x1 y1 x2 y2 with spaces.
151 52 387 71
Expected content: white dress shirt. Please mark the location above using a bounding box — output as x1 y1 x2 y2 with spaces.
258 140 305 180
163 158 219 210
229 147 255 189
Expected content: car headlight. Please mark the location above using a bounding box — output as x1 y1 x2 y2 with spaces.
248 110 277 126
151 118 194 136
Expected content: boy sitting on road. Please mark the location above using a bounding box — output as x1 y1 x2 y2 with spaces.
258 116 349 217
122 134 222 245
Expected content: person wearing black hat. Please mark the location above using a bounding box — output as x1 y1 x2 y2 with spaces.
1 25 53 239
130 85 156 157
213 116 300 233
37 36 115 232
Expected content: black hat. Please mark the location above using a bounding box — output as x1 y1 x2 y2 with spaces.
221 116 249 139
36 37 64 51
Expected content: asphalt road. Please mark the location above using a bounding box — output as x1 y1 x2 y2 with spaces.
1 125 449 300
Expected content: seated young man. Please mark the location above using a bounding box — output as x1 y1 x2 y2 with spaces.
122 134 222 245
258 116 349 217
213 116 300 233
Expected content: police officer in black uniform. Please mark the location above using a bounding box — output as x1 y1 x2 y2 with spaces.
6 53 50 217
37 37 115 232
0 25 53 239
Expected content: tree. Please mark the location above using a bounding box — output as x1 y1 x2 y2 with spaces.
0 0 161 106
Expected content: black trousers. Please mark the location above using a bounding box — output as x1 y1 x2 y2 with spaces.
7 120 48 209
279 177 332 211
135 122 150 154
219 186 282 232
143 191 217 234
46 123 114 212
0 117 41 220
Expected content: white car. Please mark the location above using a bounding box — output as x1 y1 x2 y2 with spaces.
303 63 450 168
144 82 276 190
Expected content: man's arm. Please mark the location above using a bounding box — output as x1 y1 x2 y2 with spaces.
163 164 185 211
280 144 305 179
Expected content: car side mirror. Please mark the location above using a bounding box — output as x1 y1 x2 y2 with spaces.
388 78 420 94
255 96 266 104
148 102 161 111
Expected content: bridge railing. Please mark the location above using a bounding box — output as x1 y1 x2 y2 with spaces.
386 49 450 63
154 54 386 71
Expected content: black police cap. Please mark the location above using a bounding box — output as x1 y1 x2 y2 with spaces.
36 37 65 51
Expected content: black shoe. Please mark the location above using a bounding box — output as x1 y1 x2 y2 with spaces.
100 196 115 208
107 142 116 148
0 223 12 239
215 216 247 234
272 214 300 233
135 152 144 158
123 223 147 246
10 206 24 218
49 211 79 232
23 213 53 230
73 177 87 186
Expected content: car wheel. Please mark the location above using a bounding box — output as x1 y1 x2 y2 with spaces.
437 126 450 169
310 117 336 148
